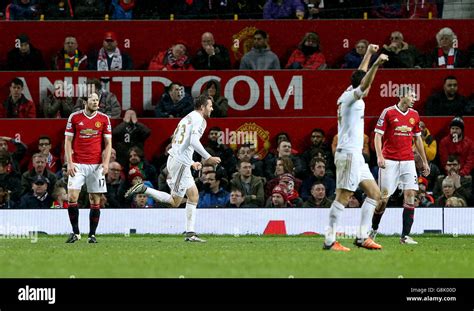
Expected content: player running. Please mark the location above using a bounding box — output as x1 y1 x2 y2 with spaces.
370 86 430 245
124 94 221 242
323 44 388 252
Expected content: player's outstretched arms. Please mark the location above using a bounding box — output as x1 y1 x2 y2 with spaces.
358 44 379 72
360 54 389 92
373 53 389 66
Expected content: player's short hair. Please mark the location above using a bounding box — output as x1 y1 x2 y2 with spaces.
86 78 102 91
194 94 213 110
398 85 415 98
351 70 366 88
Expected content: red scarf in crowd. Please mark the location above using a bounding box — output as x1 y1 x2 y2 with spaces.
437 47 455 68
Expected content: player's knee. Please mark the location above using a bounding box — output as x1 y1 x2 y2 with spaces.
68 194 78 203
170 200 181 208
405 195 415 205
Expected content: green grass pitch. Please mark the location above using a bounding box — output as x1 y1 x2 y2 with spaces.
1 234 473 278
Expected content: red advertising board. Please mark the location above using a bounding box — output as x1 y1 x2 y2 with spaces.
1 70 472 118
0 117 469 163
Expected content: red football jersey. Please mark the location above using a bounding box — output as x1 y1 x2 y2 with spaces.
64 110 112 164
374 105 421 161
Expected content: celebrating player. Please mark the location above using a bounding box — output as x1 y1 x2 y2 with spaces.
323 44 388 252
125 94 221 242
64 92 112 243
370 86 430 244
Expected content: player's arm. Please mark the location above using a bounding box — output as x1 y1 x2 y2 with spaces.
414 135 430 176
359 53 389 93
374 132 385 169
102 136 112 175
358 44 378 72
64 135 76 177
190 133 221 166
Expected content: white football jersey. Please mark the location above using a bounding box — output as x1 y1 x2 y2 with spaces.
336 85 365 153
169 110 208 166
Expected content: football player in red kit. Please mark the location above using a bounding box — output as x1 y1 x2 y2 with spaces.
371 85 430 245
64 92 112 243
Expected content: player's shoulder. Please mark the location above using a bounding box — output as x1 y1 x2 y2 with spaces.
379 105 396 117
407 108 420 117
339 85 355 98
68 110 83 121
95 111 110 120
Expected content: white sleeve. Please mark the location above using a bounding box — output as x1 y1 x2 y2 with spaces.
352 86 364 100
190 134 211 160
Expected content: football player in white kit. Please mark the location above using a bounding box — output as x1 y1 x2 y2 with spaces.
323 45 389 251
125 94 221 242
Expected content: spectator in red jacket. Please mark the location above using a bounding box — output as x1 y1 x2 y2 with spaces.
148 41 194 71
439 117 474 176
0 78 36 118
285 32 326 70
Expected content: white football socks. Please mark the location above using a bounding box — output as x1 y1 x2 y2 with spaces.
185 202 197 233
358 197 377 240
325 200 345 246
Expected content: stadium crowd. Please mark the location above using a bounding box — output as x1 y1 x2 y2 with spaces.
2 0 470 21
0 0 473 209
0 112 472 208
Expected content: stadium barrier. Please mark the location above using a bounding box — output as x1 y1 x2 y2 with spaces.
0 117 471 163
0 20 472 70
1 70 472 117
0 208 473 235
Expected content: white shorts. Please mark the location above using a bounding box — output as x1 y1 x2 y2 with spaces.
335 151 374 192
68 164 106 193
378 159 418 198
166 156 194 198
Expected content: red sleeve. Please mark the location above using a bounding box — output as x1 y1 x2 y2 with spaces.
413 113 421 135
374 108 389 134
65 113 75 136
103 115 112 137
